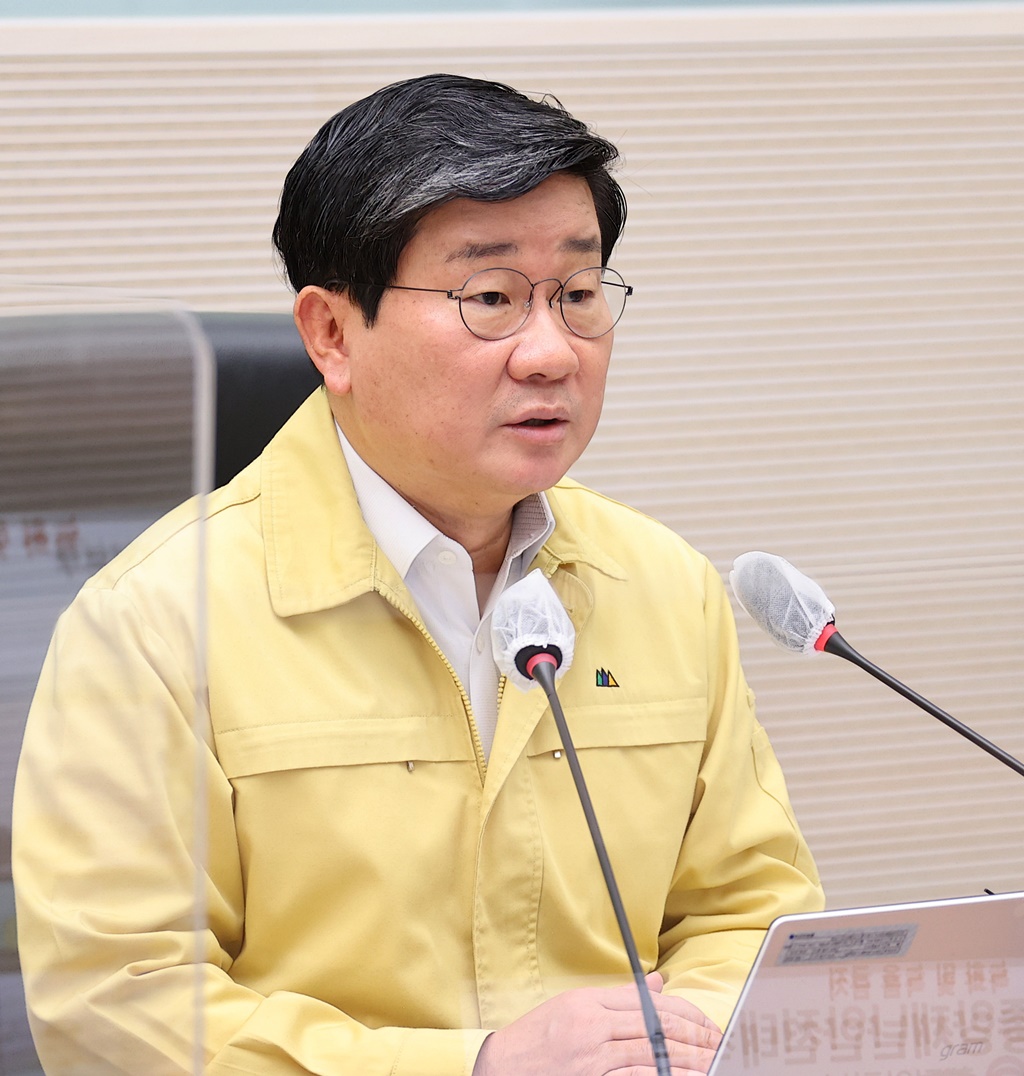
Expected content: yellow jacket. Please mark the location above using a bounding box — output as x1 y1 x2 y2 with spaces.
14 389 823 1075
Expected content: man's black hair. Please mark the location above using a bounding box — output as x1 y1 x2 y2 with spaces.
272 73 627 323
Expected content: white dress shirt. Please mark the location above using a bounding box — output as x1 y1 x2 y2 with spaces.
336 424 553 757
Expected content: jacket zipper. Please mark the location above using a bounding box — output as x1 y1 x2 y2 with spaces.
375 583 488 779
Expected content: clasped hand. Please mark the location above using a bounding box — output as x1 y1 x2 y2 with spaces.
472 972 722 1076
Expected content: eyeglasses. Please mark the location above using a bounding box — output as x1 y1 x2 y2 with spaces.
330 266 633 341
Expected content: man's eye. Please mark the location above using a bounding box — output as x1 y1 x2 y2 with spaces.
564 289 593 305
466 290 510 307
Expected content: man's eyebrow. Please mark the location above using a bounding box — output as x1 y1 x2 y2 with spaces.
443 235 602 263
445 241 518 263
561 236 602 255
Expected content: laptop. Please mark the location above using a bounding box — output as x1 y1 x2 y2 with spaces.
707 890 1024 1075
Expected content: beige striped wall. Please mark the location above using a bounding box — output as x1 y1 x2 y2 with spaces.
2 4 1023 910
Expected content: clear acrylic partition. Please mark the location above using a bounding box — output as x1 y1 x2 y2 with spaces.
0 281 213 1074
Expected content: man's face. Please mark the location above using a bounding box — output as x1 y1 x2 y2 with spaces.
329 172 613 532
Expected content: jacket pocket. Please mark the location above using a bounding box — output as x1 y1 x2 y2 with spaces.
525 697 707 757
216 714 476 779
523 698 708 958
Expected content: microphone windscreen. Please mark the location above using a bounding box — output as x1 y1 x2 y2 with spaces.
491 569 575 692
730 551 835 653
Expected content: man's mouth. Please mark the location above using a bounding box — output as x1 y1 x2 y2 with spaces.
517 418 561 427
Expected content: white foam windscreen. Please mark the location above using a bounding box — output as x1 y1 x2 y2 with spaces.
491 569 575 692
731 551 836 654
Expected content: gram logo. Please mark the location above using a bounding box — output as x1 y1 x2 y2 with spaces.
595 668 619 688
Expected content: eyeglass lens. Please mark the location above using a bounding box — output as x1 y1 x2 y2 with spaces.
456 267 629 340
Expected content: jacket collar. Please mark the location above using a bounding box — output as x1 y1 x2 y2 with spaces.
262 388 626 618
537 480 628 585
262 389 385 618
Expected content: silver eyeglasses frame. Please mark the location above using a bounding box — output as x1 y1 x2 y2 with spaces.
327 266 633 341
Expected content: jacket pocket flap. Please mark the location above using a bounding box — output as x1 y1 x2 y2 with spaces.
526 698 706 756
217 715 476 778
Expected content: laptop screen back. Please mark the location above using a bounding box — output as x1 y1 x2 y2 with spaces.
708 891 1024 1075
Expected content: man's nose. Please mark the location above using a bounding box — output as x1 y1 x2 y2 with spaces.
506 296 581 381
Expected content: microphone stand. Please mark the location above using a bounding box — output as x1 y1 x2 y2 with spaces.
818 624 1024 779
530 660 673 1076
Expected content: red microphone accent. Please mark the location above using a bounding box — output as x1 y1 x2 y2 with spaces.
525 652 560 680
814 622 838 652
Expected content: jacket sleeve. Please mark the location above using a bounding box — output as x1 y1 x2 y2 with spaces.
13 585 489 1076
655 560 825 1032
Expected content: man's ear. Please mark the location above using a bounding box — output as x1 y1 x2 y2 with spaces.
293 286 357 396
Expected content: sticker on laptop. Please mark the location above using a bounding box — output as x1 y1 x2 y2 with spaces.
777 924 918 965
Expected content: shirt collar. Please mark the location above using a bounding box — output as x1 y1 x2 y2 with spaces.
335 421 553 579
261 390 623 619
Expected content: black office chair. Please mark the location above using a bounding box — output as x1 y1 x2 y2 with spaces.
198 312 321 489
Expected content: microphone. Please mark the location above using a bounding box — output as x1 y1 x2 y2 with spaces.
491 567 576 691
491 570 672 1076
730 551 1024 780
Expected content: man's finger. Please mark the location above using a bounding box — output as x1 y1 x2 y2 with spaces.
650 990 722 1034
656 1008 723 1052
602 1028 719 1075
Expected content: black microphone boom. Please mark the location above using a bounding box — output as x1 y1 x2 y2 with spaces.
523 654 673 1076
815 622 1024 779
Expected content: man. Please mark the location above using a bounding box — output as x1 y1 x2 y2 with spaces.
14 74 823 1074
